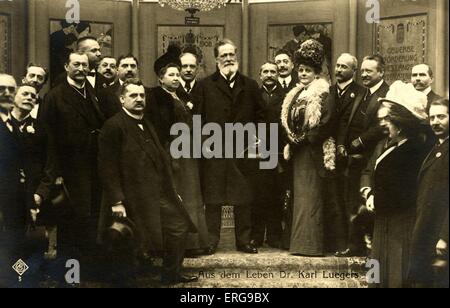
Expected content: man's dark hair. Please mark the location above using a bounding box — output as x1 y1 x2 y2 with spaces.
99 56 117 64
274 49 293 60
76 36 98 50
213 39 237 58
118 54 139 68
17 82 38 93
363 54 386 73
120 78 144 96
430 98 449 113
25 63 49 84
158 63 181 79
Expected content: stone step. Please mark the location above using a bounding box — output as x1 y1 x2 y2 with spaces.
165 278 367 288
181 249 367 272
138 248 370 288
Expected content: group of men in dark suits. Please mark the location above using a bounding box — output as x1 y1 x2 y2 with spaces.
0 30 448 288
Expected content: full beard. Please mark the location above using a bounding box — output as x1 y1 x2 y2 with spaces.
219 62 239 77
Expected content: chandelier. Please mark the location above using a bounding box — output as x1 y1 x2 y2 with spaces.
159 0 229 15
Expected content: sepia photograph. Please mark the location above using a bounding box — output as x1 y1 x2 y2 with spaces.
0 0 448 293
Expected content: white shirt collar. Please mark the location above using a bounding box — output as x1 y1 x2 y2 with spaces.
122 107 144 120
369 79 384 95
220 71 237 79
423 87 432 96
279 75 292 86
0 110 9 123
337 79 353 91
220 71 237 88
86 69 96 88
119 79 125 86
67 76 85 89
11 109 31 123
179 79 195 90
263 84 278 93
439 136 449 145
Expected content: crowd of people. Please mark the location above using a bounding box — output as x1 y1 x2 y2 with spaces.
0 34 448 288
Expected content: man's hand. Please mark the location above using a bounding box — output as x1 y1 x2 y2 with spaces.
34 194 43 207
337 145 347 158
112 202 127 218
350 138 363 151
361 187 372 201
366 195 375 212
30 208 40 223
436 239 448 256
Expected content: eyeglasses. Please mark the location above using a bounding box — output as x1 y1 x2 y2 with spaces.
0 86 16 93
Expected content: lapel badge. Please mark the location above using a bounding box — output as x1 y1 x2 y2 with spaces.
350 93 355 98
436 152 442 158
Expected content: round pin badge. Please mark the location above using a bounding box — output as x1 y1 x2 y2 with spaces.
436 152 442 158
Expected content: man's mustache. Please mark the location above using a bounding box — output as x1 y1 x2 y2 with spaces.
263 77 277 82
0 95 13 103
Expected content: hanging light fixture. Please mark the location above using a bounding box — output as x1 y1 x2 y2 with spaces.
159 0 230 15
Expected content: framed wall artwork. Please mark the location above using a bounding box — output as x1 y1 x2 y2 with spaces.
49 19 113 84
268 23 333 79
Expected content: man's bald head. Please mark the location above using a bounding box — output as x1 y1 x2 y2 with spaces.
0 74 17 111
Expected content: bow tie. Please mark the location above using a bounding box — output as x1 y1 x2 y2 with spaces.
87 72 96 77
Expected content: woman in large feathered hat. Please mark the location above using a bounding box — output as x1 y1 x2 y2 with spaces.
280 39 336 256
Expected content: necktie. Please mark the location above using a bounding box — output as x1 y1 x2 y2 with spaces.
283 80 287 89
87 71 96 77
226 75 236 88
185 82 191 93
364 88 371 101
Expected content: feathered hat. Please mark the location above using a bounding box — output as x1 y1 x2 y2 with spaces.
294 39 324 72
379 80 428 122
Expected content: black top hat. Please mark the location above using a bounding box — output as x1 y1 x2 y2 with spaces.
102 216 137 250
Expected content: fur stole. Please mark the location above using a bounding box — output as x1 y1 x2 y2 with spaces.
280 78 336 171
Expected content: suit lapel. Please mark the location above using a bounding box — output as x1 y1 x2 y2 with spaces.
232 74 244 105
419 139 449 175
365 82 388 122
120 112 158 167
62 82 94 126
346 90 365 129
213 71 233 100
86 83 105 123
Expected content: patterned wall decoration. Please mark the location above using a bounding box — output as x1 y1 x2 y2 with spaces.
157 25 224 80
0 13 11 73
376 14 427 84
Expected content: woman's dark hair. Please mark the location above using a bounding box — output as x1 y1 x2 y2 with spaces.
296 59 322 74
382 101 423 139
158 63 180 79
